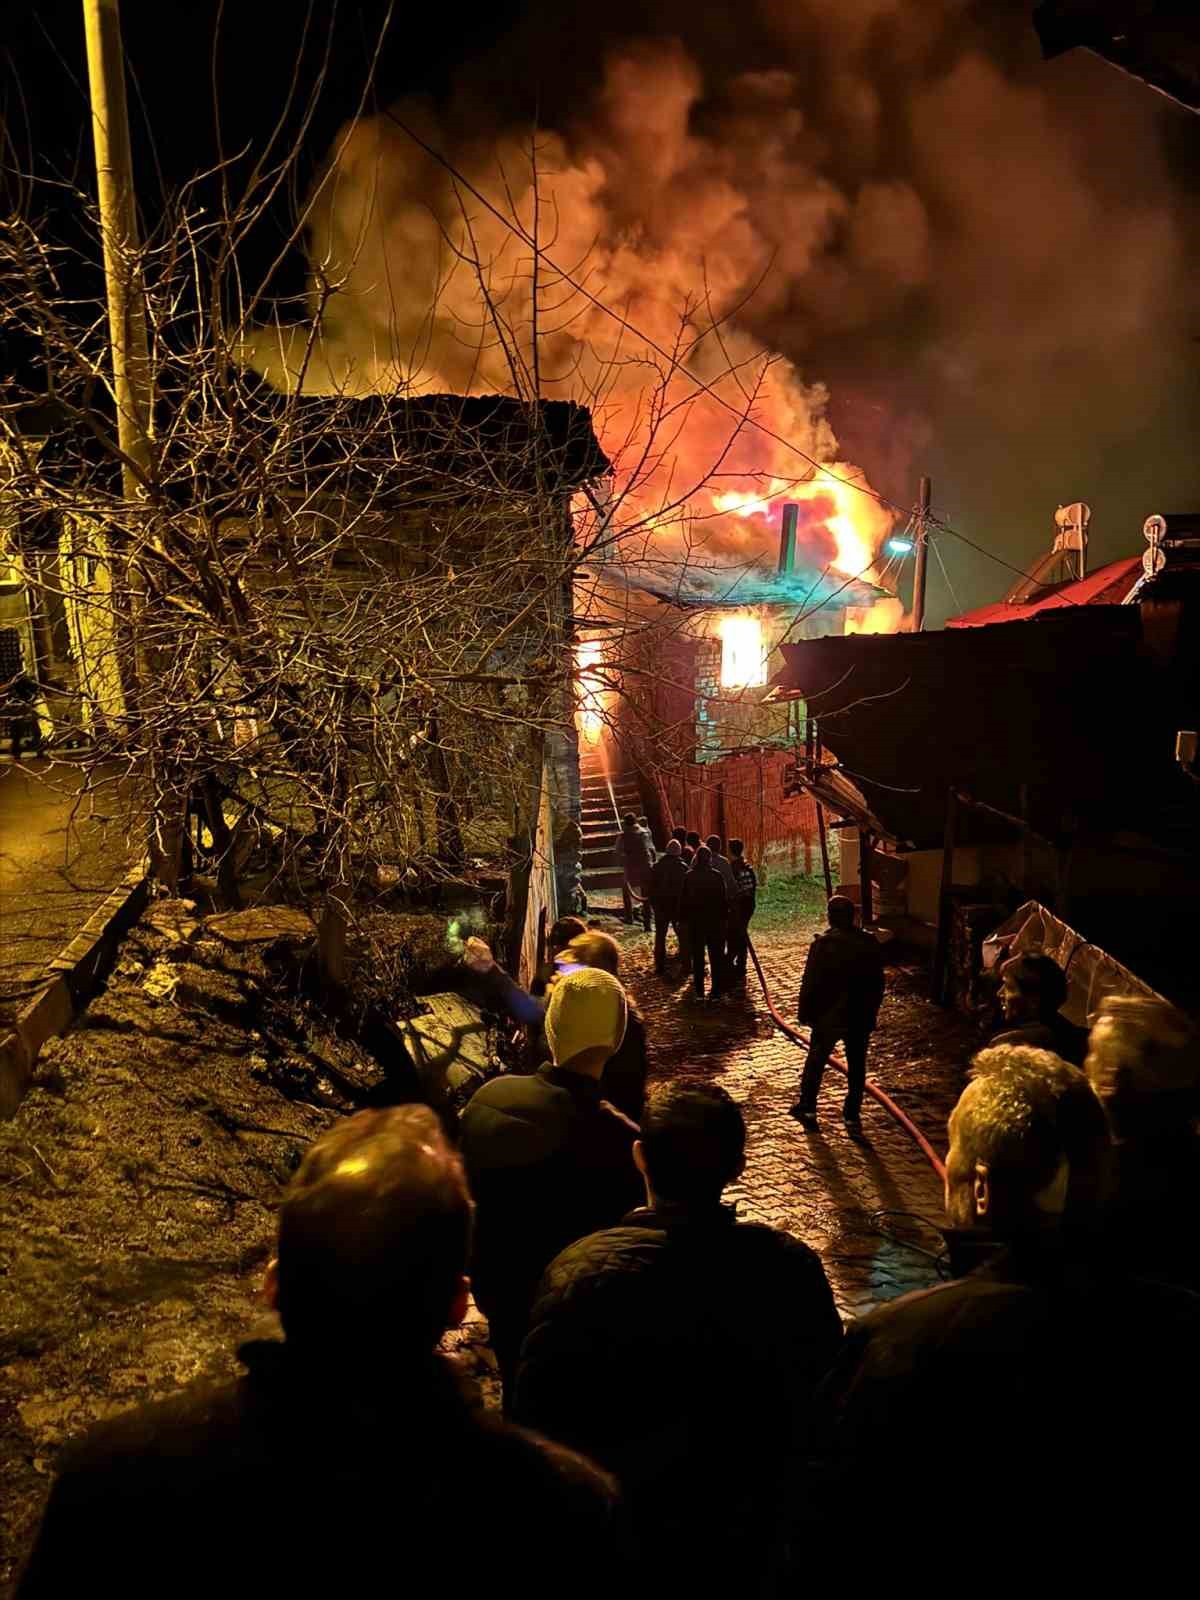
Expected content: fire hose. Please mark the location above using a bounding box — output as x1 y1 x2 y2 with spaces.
744 932 947 1184
598 769 945 1181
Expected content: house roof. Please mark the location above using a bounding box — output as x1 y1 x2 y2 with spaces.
946 555 1142 629
15 389 610 506
271 392 611 501
1034 1 1200 115
768 604 1198 852
601 559 889 612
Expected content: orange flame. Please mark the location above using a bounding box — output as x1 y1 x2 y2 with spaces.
709 465 891 579
845 597 906 635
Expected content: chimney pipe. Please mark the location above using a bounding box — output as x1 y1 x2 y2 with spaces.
779 503 799 574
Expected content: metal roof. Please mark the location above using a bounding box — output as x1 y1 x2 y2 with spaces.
767 603 1198 851
600 559 889 612
946 555 1142 629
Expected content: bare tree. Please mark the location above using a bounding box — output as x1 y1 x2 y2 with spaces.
0 51 781 997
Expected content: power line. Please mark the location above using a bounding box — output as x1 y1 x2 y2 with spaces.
382 109 1068 594
930 531 963 617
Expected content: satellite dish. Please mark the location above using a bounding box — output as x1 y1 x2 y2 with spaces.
1144 513 1167 577
1054 502 1091 539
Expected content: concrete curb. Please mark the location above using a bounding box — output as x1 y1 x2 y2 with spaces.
0 862 152 1119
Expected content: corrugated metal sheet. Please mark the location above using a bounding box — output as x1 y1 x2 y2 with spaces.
946 555 1142 629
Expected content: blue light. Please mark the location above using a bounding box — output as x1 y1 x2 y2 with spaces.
886 536 914 556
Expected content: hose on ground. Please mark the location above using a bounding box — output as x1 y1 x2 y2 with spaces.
744 933 947 1184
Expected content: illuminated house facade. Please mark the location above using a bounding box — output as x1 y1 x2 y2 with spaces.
604 558 891 876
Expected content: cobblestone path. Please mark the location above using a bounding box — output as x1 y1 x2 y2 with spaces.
447 884 983 1392
614 896 980 1320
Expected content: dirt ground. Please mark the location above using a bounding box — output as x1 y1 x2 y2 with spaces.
0 901 499 1593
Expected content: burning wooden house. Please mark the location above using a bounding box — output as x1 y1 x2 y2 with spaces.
576 500 898 894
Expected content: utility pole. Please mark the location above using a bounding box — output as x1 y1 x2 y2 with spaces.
83 1 180 884
83 0 152 495
911 475 931 633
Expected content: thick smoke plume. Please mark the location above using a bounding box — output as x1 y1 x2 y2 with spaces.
246 0 1198 605
245 38 898 576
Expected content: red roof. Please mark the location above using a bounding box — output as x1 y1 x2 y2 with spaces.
946 555 1142 629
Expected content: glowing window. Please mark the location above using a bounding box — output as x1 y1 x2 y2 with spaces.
575 640 606 742
720 616 766 688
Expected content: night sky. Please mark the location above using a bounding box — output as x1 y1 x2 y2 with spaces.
5 0 1199 621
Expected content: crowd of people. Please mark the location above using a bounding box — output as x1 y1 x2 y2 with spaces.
16 891 1200 1595
620 814 758 1000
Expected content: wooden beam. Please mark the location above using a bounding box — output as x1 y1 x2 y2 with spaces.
816 802 834 899
859 829 875 924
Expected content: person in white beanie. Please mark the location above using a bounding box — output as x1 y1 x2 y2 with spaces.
459 968 641 1408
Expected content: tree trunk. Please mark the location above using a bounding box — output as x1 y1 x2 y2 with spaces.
425 712 465 864
318 897 349 993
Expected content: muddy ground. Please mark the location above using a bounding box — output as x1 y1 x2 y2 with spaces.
0 901 503 1593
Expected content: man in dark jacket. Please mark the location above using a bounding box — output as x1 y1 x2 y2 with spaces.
18 1108 629 1599
803 1054 1200 1584
618 811 654 928
650 838 688 974
459 967 642 1405
726 838 758 984
991 952 1087 1065
791 896 884 1135
679 845 729 1000
516 1082 841 1600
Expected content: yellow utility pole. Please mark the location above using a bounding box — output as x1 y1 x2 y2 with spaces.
82 1 185 886
82 0 153 494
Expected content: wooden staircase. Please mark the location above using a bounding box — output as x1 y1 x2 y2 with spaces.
579 752 642 917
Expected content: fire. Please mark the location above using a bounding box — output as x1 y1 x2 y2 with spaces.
712 489 778 521
709 467 890 579
845 597 905 635
719 614 766 688
575 640 606 742
247 58 904 600
796 470 877 578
